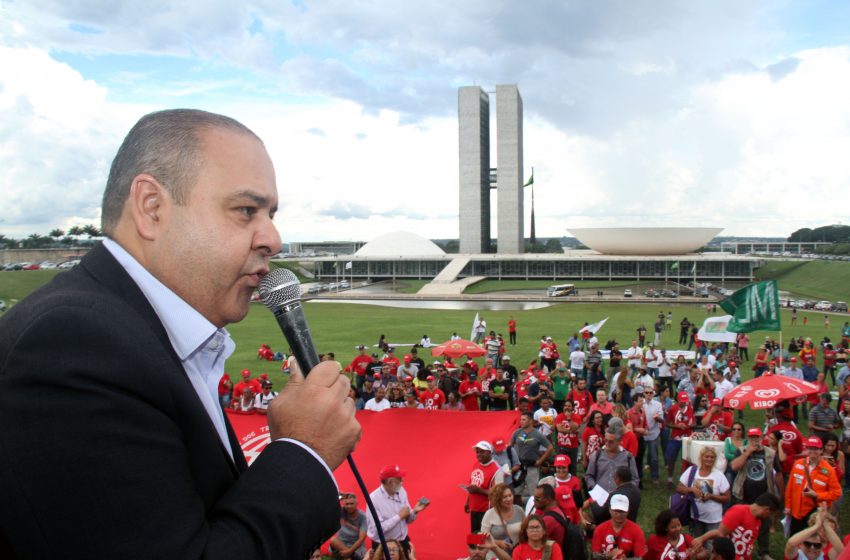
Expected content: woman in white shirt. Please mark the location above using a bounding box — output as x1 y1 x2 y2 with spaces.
480 483 525 555
675 446 730 538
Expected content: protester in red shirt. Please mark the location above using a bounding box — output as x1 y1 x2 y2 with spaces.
232 369 262 406
458 373 483 411
507 317 517 345
217 373 233 407
348 345 373 385
645 508 696 560
666 391 695 485
554 401 582 475
690 494 782 560
592 495 647 559
543 455 582 525
568 378 593 422
462 441 503 533
581 410 606 468
767 406 804 476
417 376 445 410
702 398 734 440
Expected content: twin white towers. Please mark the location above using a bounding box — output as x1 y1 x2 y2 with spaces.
458 84 524 254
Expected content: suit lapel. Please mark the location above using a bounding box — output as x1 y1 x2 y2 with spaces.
79 243 245 474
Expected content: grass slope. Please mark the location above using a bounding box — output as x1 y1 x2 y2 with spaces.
0 270 60 304
757 259 850 302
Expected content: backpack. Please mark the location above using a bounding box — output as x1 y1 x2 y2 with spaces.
544 510 588 560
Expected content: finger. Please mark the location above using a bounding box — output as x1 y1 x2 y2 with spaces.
287 360 304 385
303 361 343 387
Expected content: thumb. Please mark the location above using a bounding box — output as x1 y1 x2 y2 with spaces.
286 360 304 386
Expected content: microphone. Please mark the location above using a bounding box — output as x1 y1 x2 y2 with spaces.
257 268 394 560
258 269 320 374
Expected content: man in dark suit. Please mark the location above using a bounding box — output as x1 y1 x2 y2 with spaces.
0 109 361 558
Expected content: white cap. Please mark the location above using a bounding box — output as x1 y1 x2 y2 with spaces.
472 441 494 452
502 355 511 361
610 494 629 511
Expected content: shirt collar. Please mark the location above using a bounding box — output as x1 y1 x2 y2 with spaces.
103 239 227 360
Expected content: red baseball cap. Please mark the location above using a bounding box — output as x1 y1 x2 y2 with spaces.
404 354 412 361
241 369 251 376
790 357 797 362
677 391 690 403
711 398 722 406
770 360 776 366
493 438 507 452
404 376 413 382
805 436 823 449
728 361 736 367
260 373 269 379
748 428 763 437
426 375 435 381
379 465 406 480
467 534 486 546
554 454 571 468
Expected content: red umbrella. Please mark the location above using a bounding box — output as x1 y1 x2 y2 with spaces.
722 373 820 410
430 339 486 359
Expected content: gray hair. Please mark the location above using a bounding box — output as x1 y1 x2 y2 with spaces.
606 418 624 439
101 108 260 235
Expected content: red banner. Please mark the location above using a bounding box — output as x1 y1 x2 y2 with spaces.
226 408 520 559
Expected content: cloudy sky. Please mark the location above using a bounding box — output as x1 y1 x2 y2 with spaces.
2 1 849 243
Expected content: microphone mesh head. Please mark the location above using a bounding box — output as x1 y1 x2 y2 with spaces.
258 268 302 311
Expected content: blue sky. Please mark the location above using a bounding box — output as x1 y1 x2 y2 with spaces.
2 1 850 242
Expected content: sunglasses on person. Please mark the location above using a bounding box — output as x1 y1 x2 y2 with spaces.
803 542 823 550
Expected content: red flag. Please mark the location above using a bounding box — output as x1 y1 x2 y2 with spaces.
226 408 520 559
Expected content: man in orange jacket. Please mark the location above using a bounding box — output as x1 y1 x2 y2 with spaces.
785 436 842 535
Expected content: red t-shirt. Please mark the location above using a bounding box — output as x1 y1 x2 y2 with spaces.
703 409 733 440
516 379 532 402
217 374 231 396
508 320 517 333
468 460 501 512
233 379 262 399
722 505 761 560
479 367 497 393
554 412 581 449
553 475 582 524
582 427 604 460
767 421 803 474
592 519 647 557
418 388 445 410
569 389 592 419
458 380 482 411
645 533 695 560
348 355 372 376
667 404 695 440
511 542 563 560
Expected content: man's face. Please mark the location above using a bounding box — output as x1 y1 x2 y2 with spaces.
376 387 386 400
577 379 586 390
519 415 532 429
563 402 573 414
149 129 280 328
596 391 607 403
807 445 823 462
604 433 619 451
532 488 549 509
610 508 628 522
468 545 487 560
342 497 358 514
475 448 491 463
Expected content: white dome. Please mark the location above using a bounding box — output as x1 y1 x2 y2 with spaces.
355 231 446 256
568 227 723 255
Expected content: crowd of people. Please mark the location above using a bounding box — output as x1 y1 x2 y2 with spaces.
307 314 850 560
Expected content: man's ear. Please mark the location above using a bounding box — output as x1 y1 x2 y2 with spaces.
127 174 168 241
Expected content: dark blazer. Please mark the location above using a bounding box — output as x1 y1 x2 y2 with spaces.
0 243 340 559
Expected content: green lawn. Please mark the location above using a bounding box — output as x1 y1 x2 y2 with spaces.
0 270 60 304
758 259 850 302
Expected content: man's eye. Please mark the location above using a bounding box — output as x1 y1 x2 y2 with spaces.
239 207 257 216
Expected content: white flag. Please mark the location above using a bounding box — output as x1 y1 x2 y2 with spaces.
580 317 608 334
345 261 352 270
470 312 480 340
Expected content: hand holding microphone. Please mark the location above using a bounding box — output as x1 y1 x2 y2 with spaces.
259 269 361 470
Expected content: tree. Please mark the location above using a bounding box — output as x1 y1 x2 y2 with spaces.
545 239 563 253
68 225 84 238
49 228 65 239
82 224 102 239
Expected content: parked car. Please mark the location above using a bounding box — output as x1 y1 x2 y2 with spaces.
22 263 40 270
695 289 710 298
835 301 848 312
814 301 833 311
339 280 350 289
58 260 80 269
39 261 58 269
644 289 660 298
623 289 633 298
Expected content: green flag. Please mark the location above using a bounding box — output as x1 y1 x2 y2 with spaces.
719 280 781 333
523 172 534 187
670 261 679 271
